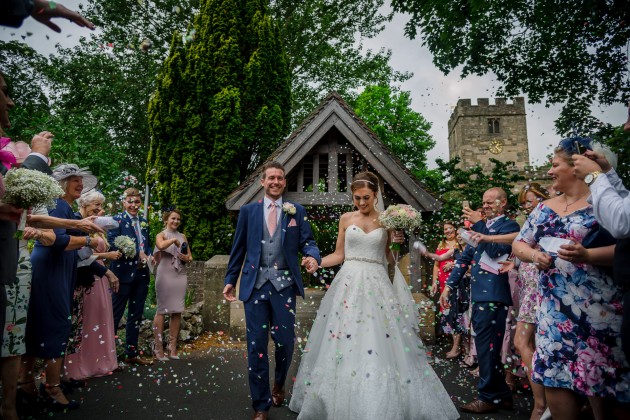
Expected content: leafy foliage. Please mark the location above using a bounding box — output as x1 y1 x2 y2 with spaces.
352 85 435 176
147 0 291 260
269 0 411 125
391 0 630 134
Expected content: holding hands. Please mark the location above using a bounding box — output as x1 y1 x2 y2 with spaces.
301 256 318 274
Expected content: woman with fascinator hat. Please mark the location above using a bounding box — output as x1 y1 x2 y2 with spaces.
513 138 630 418
20 164 101 412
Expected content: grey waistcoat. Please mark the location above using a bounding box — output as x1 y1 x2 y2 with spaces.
255 222 294 291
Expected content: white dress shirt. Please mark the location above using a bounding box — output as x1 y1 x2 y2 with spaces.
588 168 630 238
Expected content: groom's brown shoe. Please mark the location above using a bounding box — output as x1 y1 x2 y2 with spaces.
460 399 497 414
272 383 285 407
252 411 268 420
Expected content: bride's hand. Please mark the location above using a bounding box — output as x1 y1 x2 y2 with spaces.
391 230 404 244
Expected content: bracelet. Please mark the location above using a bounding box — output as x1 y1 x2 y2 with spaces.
531 251 536 263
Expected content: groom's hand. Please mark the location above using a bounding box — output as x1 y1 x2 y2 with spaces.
223 284 237 302
302 256 318 274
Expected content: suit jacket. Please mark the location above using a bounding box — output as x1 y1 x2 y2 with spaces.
224 199 321 302
107 212 152 284
446 217 520 305
0 153 51 285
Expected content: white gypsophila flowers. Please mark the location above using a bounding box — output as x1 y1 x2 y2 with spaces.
2 168 64 209
114 235 137 259
378 204 423 231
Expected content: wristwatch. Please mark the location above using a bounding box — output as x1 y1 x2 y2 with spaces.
85 236 92 247
584 171 601 186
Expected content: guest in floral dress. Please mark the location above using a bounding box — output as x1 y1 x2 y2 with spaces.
513 138 629 419
0 211 54 420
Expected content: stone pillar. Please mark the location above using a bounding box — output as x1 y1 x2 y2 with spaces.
202 255 231 333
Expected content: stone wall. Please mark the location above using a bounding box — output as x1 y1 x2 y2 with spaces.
184 260 206 305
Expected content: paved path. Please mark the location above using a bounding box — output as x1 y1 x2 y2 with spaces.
24 336 534 420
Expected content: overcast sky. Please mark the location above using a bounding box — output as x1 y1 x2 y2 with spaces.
1 2 626 170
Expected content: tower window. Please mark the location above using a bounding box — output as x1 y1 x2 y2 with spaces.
488 118 500 134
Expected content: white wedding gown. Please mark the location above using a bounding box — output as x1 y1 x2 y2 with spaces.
289 225 460 420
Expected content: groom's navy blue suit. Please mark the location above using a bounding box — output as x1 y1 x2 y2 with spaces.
446 216 520 405
225 198 320 412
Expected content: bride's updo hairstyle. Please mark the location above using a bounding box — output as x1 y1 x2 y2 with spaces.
350 171 379 195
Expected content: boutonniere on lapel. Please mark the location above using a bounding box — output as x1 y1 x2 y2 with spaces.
140 221 148 229
282 202 296 215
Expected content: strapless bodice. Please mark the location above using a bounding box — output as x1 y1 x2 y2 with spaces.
344 225 387 264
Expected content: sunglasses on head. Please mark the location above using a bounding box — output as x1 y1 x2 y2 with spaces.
557 137 592 155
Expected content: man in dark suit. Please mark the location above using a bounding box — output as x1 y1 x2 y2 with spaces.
223 161 320 420
108 187 154 365
440 187 520 414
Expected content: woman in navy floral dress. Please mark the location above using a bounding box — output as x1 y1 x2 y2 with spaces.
513 138 630 419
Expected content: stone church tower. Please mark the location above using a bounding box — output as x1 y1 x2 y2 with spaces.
448 97 530 171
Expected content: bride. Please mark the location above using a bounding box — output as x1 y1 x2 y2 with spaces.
289 172 459 420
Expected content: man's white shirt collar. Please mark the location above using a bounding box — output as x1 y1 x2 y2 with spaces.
264 196 283 208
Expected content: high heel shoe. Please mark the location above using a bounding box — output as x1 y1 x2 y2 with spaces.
39 383 80 411
153 347 169 362
168 337 180 360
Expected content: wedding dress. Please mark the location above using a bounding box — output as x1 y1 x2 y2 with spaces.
289 225 460 420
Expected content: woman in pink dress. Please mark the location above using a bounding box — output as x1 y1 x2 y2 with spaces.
152 208 192 361
64 191 121 380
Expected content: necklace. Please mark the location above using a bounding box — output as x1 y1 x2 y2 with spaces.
563 192 589 212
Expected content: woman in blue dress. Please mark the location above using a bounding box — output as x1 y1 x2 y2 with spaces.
20 164 99 412
513 138 630 420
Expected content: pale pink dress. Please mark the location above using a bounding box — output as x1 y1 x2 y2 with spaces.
64 237 118 379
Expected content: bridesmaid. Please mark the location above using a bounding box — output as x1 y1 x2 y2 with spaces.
64 190 121 380
152 208 192 361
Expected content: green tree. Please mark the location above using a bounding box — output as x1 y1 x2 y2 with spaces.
391 0 630 135
148 0 292 260
352 85 434 176
269 0 411 125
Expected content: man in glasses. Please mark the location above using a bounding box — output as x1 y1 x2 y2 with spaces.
573 123 630 366
108 188 154 366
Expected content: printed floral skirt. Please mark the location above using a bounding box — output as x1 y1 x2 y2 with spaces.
2 248 31 357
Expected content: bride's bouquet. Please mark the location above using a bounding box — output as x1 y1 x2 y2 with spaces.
2 168 64 232
379 204 423 254
114 235 137 259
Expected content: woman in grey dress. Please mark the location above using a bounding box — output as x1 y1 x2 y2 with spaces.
152 208 192 361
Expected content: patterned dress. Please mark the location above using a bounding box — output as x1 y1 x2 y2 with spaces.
516 203 630 400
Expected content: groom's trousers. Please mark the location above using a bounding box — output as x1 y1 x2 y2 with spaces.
472 302 512 404
244 281 297 412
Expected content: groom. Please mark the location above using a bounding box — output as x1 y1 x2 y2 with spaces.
223 161 320 420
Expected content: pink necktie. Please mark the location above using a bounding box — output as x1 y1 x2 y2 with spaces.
267 202 278 235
